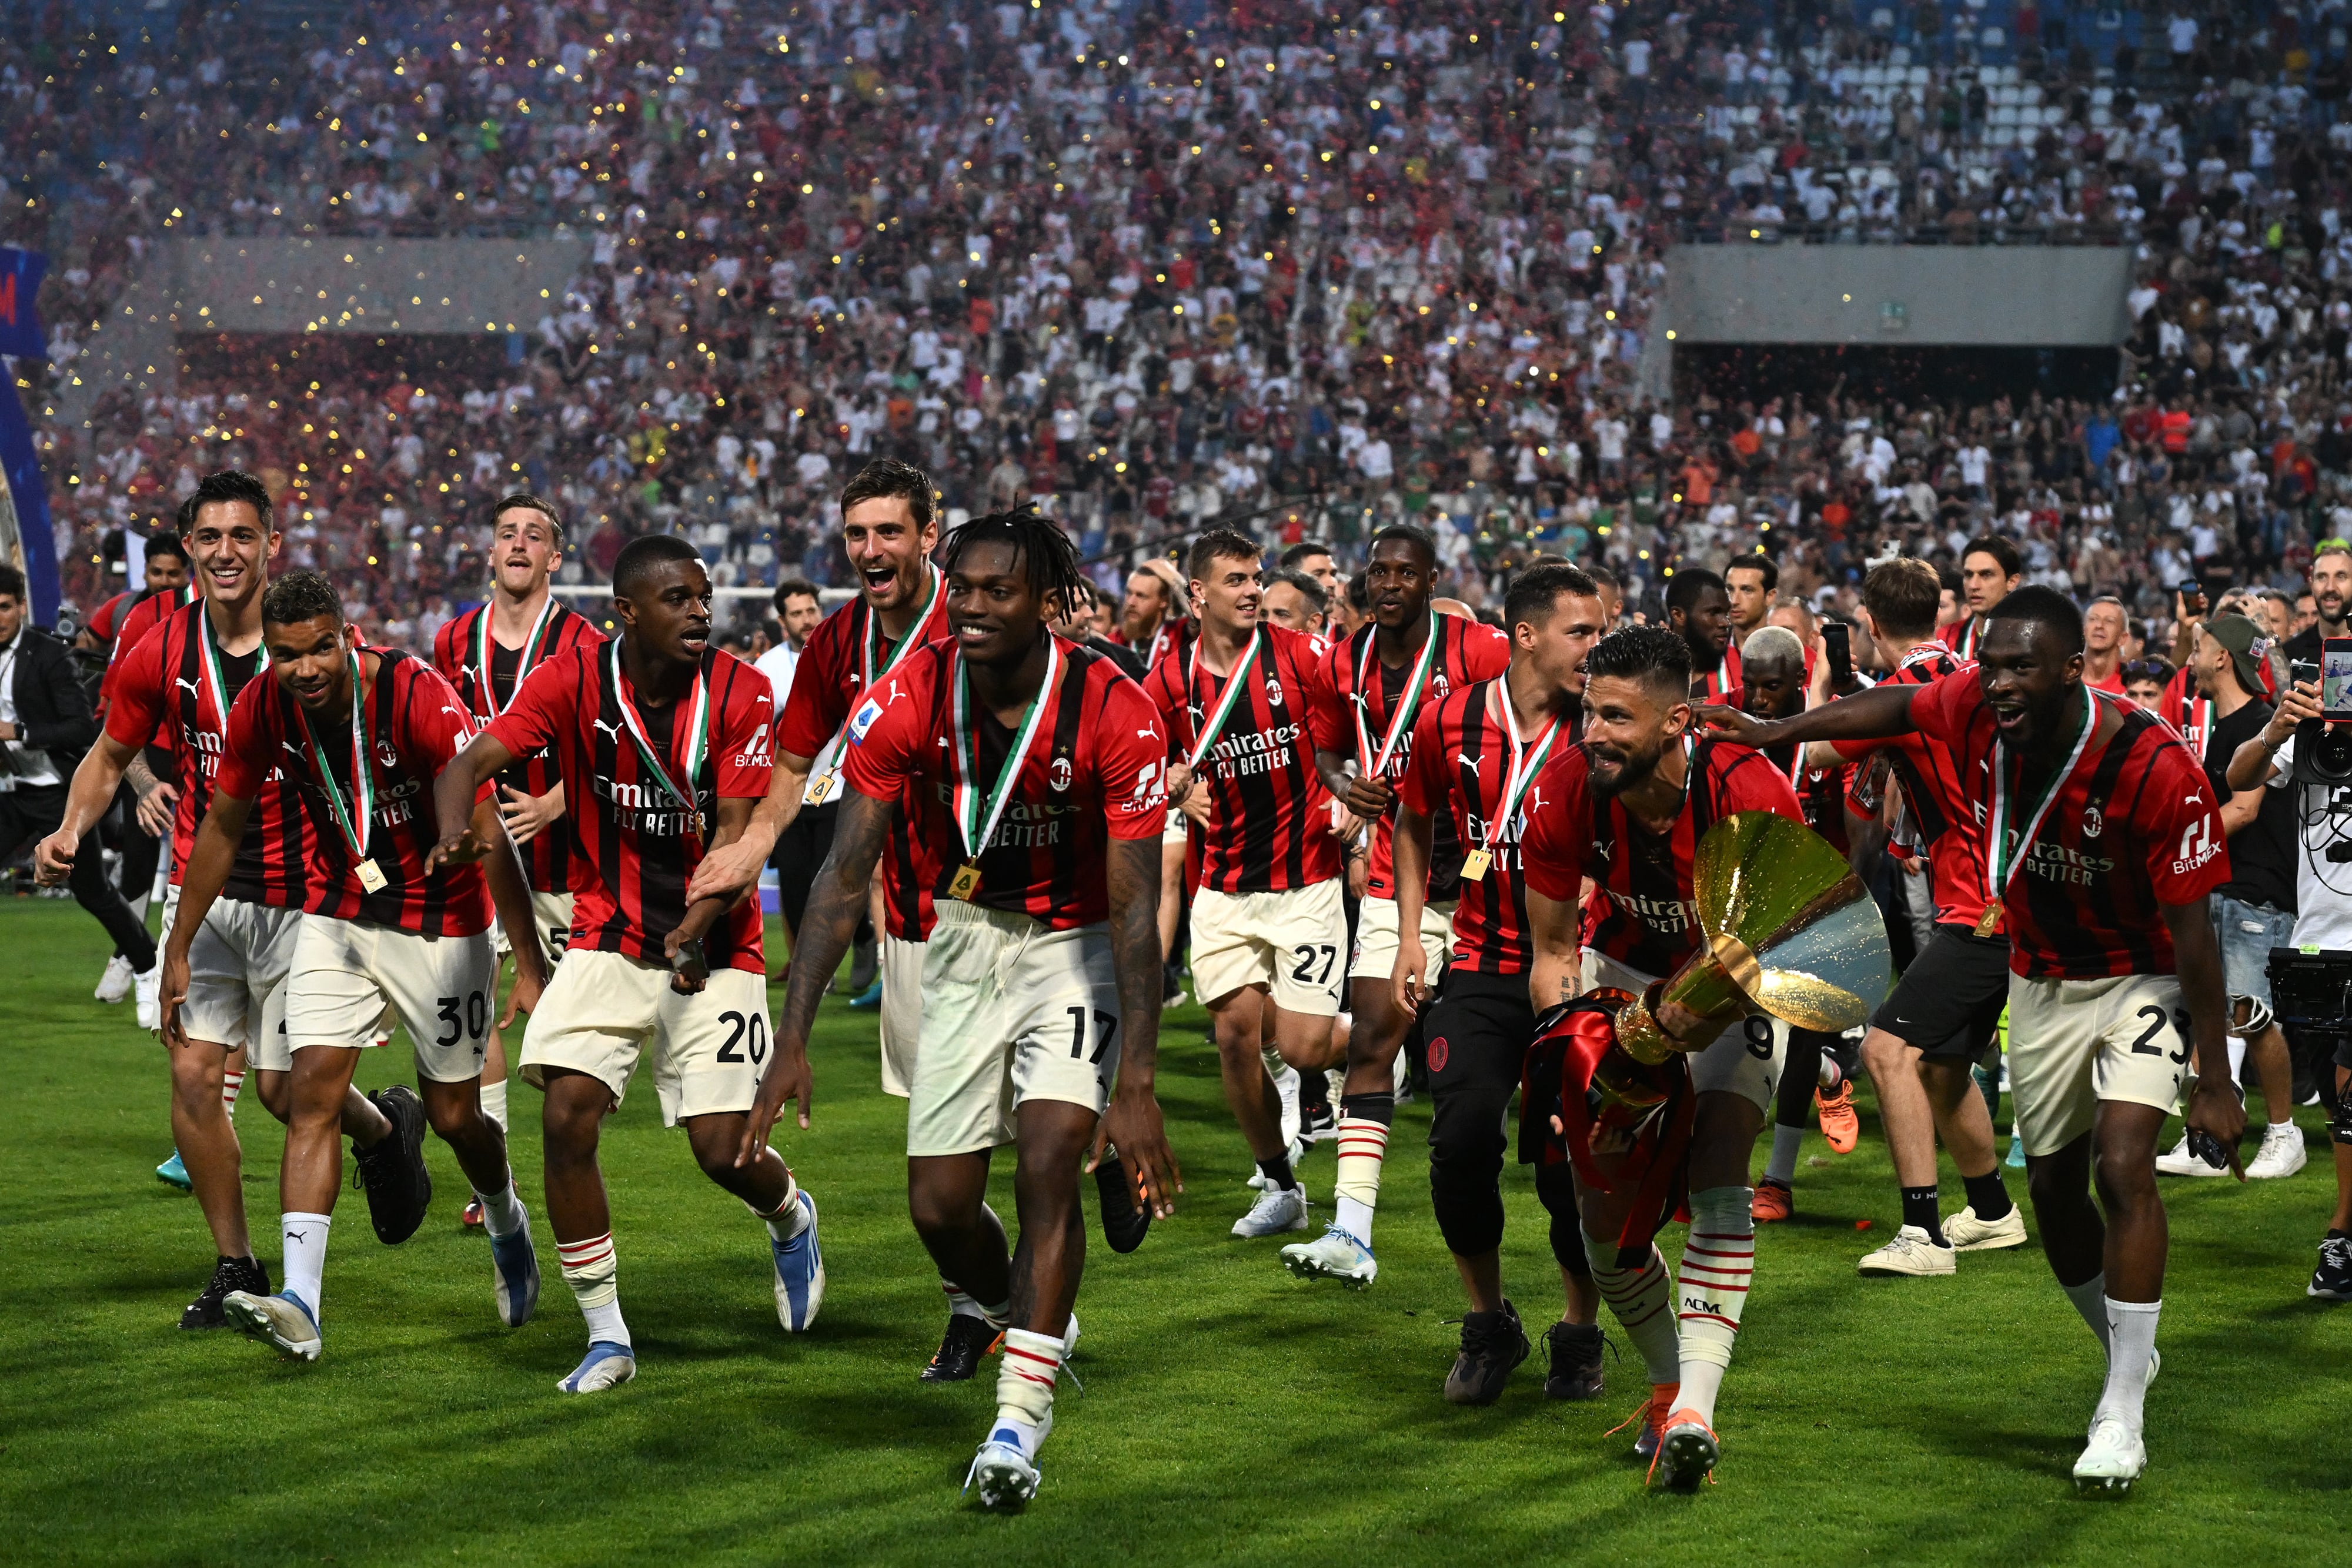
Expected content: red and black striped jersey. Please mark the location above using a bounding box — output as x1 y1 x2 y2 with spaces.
1142 622 1345 895
433 600 605 894
1909 670 2231 980
844 636 1167 930
1326 614 1512 901
104 602 313 907
2155 666 2215 762
99 584 200 714
217 649 491 937
487 641 774 974
88 589 138 651
1829 641 1989 927
1725 684 1856 857
1692 639 1742 703
777 579 954 942
1522 736 1805 978
1399 680 1582 975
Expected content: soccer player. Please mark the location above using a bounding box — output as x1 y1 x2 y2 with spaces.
1725 626 1865 1223
1279 540 1342 610
430 534 820 1394
35 476 424 1329
1710 587 2239 1493
1719 559 2023 1274
687 458 951 1092
432 492 602 1215
1723 556 1776 655
1143 529 1347 1239
1950 535 2023 661
1519 626 1806 1490
1313 525 1511 1277
743 507 1178 1510
1302 564 1608 1401
156 569 549 1364
1666 568 1738 701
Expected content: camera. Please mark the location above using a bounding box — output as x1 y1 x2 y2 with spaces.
2290 717 2352 790
2265 948 2352 1027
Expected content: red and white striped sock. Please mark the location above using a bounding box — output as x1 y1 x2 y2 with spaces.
1675 1186 1756 1426
991 1328 1064 1458
1584 1227 1681 1384
556 1231 630 1348
220 1069 245 1115
943 1279 1010 1330
1331 1104 1393 1243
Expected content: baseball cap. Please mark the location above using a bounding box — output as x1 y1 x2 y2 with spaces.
2201 613 2270 696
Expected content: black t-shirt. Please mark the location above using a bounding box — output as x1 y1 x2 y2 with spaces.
2210 698 2297 913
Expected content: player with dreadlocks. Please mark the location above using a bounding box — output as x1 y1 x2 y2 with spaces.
743 506 1182 1512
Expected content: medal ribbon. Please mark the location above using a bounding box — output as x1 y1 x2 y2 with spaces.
197 606 268 735
472 595 560 718
1485 683 1565 853
1986 684 2097 906
951 637 1061 862
295 650 375 864
607 639 711 824
860 564 943 689
1354 613 1440 778
1183 626 1263 771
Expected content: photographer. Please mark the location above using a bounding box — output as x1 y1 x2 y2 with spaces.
2225 676 2352 1301
2159 617 2303 1181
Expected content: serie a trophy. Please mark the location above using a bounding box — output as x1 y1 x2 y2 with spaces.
1524 811 1892 1253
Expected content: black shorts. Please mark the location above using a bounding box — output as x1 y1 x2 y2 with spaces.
1869 922 2010 1063
772 800 838 932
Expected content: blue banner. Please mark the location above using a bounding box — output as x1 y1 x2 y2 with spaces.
0 376 61 627
0 248 44 360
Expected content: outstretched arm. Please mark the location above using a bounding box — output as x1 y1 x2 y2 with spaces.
1695 680 1920 750
1091 834 1182 1217
733 784 892 1163
686 745 816 905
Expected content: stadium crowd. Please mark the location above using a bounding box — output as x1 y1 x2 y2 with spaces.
8 0 2352 645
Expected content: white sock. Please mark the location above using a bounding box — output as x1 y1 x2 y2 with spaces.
2094 1297 2160 1436
220 1069 245 1114
1676 1186 1756 1426
2062 1272 2112 1354
992 1327 1064 1458
1266 1049 1302 1148
757 1172 807 1241
557 1231 631 1348
280 1211 332 1320
1764 1123 1805 1186
1584 1226 1681 1385
475 1173 527 1239
1331 1116 1391 1245
943 1279 1010 1329
1818 1053 1842 1091
478 1075 510 1134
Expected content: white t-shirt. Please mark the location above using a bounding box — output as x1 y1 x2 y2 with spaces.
2263 734 2352 948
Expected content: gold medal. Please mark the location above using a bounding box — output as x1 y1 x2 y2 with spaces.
1975 898 2002 938
806 771 836 805
356 858 387 894
947 861 981 901
1459 849 1492 881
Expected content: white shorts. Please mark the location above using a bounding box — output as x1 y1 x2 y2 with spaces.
2007 972 2190 1158
492 890 576 965
159 885 302 1068
907 900 1122 1158
1350 892 1455 985
1581 948 1785 1114
519 947 769 1126
1190 879 1346 1016
878 933 926 1099
282 915 499 1084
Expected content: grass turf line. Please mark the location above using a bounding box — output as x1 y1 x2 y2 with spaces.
0 901 2341 1565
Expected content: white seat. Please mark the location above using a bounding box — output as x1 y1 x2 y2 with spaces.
2092 86 2114 105
1889 45 1912 66
2090 107 2112 128
1870 7 1896 31
1910 66 1930 86
1739 104 1762 123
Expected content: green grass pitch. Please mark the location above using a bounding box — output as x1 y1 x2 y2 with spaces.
1 899 2344 1566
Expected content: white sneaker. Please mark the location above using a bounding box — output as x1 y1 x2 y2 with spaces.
1943 1203 2029 1252
222 1290 322 1362
1232 1183 1310 1238
95 953 134 1004
2073 1415 2146 1496
1856 1223 1957 1277
1061 1311 1080 1360
133 964 161 1032
2244 1122 2308 1180
1281 1224 1378 1287
2154 1131 2228 1177
964 1410 1051 1512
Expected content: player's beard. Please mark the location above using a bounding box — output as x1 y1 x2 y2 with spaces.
1585 734 1664 798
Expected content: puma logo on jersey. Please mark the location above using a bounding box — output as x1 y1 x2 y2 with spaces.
593 718 622 740
176 677 202 696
